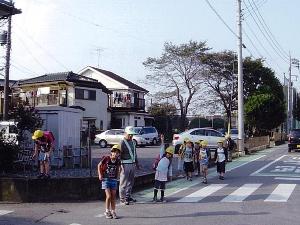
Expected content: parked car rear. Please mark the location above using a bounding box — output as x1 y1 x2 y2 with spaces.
288 129 300 152
94 129 147 148
172 128 224 153
135 126 159 145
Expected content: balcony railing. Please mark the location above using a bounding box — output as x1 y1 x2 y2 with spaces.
111 97 145 110
27 94 67 107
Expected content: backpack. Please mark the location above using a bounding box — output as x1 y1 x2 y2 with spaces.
152 154 161 171
99 156 110 176
43 131 55 145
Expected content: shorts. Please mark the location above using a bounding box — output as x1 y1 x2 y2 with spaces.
154 180 166 190
102 179 118 190
38 152 49 162
217 161 226 173
200 164 208 171
183 161 194 173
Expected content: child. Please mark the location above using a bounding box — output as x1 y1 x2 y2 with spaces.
153 146 174 203
214 140 228 180
98 145 121 219
177 137 188 178
181 139 194 181
193 140 203 176
199 140 210 184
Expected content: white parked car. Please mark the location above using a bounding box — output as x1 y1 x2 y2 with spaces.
94 129 147 148
172 128 224 153
131 126 159 145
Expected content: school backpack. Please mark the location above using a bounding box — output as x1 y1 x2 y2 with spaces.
152 154 161 171
99 156 110 176
43 131 55 145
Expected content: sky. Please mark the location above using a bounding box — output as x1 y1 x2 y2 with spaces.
2 0 300 91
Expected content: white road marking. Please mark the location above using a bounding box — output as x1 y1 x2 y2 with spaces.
176 184 227 203
251 155 286 176
69 223 82 225
0 210 13 216
168 154 266 199
265 184 296 202
221 183 262 202
275 177 300 181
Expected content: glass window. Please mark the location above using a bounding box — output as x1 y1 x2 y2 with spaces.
190 129 205 135
106 130 115 135
75 88 96 100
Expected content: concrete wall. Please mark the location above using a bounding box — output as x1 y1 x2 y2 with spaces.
0 173 155 202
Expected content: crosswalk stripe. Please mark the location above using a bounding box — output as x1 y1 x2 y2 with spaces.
264 184 296 202
221 183 262 202
176 184 227 203
0 210 13 216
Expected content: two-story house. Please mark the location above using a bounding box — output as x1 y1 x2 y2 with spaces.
79 66 153 128
17 71 111 131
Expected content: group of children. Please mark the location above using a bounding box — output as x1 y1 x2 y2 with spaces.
97 136 228 219
178 138 229 181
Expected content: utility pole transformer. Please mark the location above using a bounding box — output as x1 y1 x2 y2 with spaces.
237 0 244 154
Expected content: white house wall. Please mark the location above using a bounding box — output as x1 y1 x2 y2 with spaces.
71 87 109 130
81 69 128 90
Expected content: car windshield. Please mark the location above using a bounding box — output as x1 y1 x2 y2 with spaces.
231 129 238 134
134 128 142 134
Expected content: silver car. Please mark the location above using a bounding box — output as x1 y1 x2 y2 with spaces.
94 129 147 148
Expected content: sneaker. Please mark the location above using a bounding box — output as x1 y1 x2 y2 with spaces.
151 197 157 202
128 197 137 202
112 212 118 219
219 175 222 180
202 178 207 184
157 199 167 203
104 211 112 219
44 174 51 179
220 176 224 180
120 199 129 205
189 177 192 181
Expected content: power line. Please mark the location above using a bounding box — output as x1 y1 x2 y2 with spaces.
251 0 289 58
14 23 70 71
244 0 289 64
243 0 267 19
14 31 50 72
204 0 238 38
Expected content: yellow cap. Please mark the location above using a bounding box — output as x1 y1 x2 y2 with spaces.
165 146 175 155
201 140 208 146
183 137 189 142
225 134 231 139
32 130 43 140
111 144 121 152
217 139 225 144
195 140 203 145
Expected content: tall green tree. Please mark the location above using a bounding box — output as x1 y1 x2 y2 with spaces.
143 41 210 131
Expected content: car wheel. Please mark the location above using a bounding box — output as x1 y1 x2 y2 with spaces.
99 140 107 148
133 139 138 147
152 138 157 145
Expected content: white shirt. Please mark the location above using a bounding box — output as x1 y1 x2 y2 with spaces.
155 157 171 181
217 147 226 162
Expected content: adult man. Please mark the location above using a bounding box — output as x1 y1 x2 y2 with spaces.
119 126 140 205
32 130 54 179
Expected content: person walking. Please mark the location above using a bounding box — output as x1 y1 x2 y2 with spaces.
224 134 235 162
119 126 140 205
199 140 210 184
98 145 121 219
193 140 202 176
32 130 54 179
214 139 228 180
152 146 174 203
181 139 194 181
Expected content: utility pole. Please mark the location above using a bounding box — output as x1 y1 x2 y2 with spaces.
237 0 244 154
287 52 292 133
3 10 12 120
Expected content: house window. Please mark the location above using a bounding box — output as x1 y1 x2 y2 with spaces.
75 88 96 100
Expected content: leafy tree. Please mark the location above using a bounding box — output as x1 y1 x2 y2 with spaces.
244 93 286 134
148 102 177 141
143 41 210 131
293 93 300 121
